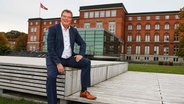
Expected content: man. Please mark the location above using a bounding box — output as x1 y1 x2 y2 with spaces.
46 9 96 104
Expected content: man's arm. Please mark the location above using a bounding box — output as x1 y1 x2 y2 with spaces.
47 26 61 65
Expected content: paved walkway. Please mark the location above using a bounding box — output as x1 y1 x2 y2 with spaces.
66 71 184 104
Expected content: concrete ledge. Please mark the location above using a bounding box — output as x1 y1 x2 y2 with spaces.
0 56 128 101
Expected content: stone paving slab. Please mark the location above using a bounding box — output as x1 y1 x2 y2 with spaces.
66 71 184 104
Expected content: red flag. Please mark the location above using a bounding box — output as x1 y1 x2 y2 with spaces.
40 3 48 10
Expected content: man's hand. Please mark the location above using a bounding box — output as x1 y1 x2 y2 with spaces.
74 55 83 62
56 63 65 74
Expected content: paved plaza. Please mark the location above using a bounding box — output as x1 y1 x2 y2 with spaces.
66 71 184 104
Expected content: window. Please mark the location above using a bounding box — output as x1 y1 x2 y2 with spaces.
154 57 159 61
144 57 149 61
146 16 150 20
164 23 170 30
106 10 110 17
127 46 132 54
33 35 36 41
154 34 159 42
49 21 52 25
137 16 141 20
31 27 37 32
174 46 179 54
73 20 77 23
44 22 46 25
175 15 179 19
164 46 169 55
155 24 160 30
84 23 90 28
145 34 150 42
136 35 141 42
165 15 169 19
136 46 140 54
145 46 150 55
55 21 58 24
173 57 178 62
128 25 132 30
96 22 103 28
35 22 38 25
89 12 94 18
128 17 132 21
110 35 114 41
174 34 179 41
111 10 116 17
164 34 169 42
136 56 140 60
127 56 131 60
100 11 105 17
146 24 150 30
43 28 47 32
163 57 168 61
29 45 36 51
127 35 132 42
154 46 159 55
174 23 179 29
30 22 33 25
95 11 99 18
30 36 33 41
155 16 160 20
136 24 141 30
108 22 116 34
84 12 89 18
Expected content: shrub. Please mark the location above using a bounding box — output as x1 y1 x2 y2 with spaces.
169 61 173 66
158 61 163 65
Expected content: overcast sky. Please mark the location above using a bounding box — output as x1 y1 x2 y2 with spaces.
0 0 183 33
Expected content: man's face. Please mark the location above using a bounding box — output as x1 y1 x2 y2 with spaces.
61 12 72 27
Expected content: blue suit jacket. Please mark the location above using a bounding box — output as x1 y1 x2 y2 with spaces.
46 23 86 66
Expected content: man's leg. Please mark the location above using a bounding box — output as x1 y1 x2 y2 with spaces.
67 57 96 100
46 65 58 104
67 57 91 89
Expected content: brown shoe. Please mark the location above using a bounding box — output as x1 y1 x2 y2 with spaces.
80 90 97 100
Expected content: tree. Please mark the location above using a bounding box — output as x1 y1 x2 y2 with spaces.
176 7 184 57
14 34 28 51
0 34 10 55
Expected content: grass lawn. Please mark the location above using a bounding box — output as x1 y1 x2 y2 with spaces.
128 63 184 75
0 96 43 104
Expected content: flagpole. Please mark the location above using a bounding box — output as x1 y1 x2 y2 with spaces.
39 3 41 18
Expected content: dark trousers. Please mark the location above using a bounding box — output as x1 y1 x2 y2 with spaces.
46 56 91 104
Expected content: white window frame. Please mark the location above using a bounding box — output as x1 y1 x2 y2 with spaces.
100 11 105 17
154 35 159 42
95 11 99 18
136 46 140 54
146 24 150 30
108 21 116 34
111 10 116 17
154 46 159 55
136 24 141 30
128 25 132 30
106 10 110 17
145 35 150 42
84 22 90 28
145 46 150 55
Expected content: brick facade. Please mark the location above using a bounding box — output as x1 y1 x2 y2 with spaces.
27 3 184 63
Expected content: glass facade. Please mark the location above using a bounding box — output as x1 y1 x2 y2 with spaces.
76 28 121 56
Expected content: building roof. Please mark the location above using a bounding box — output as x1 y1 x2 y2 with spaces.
28 16 79 21
80 3 128 13
127 10 179 16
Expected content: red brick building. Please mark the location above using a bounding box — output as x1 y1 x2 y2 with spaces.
27 3 184 63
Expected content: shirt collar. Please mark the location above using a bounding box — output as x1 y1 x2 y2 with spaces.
60 22 70 31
